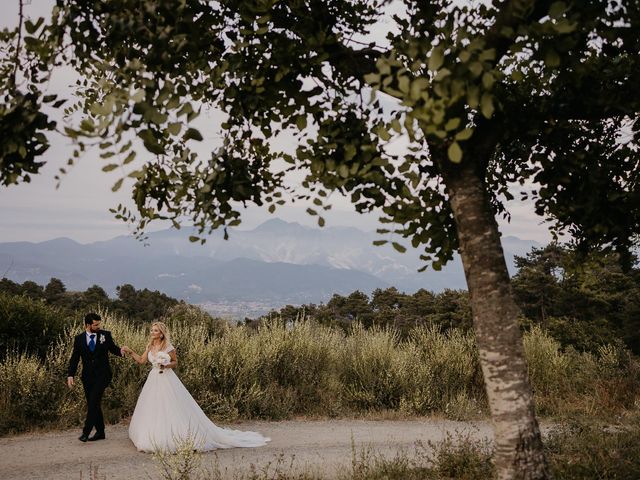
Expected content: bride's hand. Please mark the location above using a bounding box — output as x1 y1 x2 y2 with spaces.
121 346 131 356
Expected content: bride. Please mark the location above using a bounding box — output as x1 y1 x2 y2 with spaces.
122 321 270 453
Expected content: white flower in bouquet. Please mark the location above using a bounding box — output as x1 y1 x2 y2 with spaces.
153 352 171 373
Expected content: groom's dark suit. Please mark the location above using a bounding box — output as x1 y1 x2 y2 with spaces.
68 330 123 436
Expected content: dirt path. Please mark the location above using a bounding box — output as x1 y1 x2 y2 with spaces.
0 419 494 479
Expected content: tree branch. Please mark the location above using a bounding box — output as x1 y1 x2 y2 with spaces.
11 0 24 90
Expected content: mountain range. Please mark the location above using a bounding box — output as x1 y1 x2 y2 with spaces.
0 218 540 316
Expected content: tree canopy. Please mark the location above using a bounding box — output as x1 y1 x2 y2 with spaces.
2 0 638 264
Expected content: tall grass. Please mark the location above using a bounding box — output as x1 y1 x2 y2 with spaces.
1 308 639 435
523 325 640 417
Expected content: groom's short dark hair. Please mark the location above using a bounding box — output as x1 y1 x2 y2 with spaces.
84 312 101 325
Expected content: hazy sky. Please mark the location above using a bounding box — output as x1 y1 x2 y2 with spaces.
0 1 554 245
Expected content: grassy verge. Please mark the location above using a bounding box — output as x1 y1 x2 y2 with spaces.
1 306 639 435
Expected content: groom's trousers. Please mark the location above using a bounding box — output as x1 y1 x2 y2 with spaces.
82 379 107 435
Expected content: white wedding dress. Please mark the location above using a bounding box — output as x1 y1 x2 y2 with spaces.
128 344 270 453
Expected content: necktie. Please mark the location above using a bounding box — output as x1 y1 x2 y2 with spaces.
89 334 96 352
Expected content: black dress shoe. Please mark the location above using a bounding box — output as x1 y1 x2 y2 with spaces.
88 432 106 441
79 434 89 442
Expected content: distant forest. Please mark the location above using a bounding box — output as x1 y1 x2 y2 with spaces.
262 244 640 355
0 278 180 324
1 244 639 356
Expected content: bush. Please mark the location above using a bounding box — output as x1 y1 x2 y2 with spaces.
0 349 69 432
0 292 71 357
339 324 405 410
400 326 485 418
524 326 640 417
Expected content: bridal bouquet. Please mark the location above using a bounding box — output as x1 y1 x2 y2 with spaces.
153 352 171 373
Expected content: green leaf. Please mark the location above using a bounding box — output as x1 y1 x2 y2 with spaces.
409 78 429 101
428 46 444 71
111 178 123 192
375 125 391 141
167 123 181 136
102 164 118 172
123 151 136 165
363 72 380 85
447 142 463 163
545 49 561 67
468 62 483 77
480 93 494 119
24 20 37 34
478 49 496 62
434 68 451 82
458 50 471 63
455 128 474 141
392 242 407 253
189 236 200 243
554 20 577 34
467 86 480 108
143 140 165 155
549 1 567 18
344 144 356 161
511 70 524 82
376 57 391 76
373 240 388 246
268 204 276 213
318 217 325 227
482 72 495 89
295 115 307 131
444 118 461 131
398 75 410 94
183 128 203 142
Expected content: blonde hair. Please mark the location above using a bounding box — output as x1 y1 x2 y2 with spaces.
147 321 170 351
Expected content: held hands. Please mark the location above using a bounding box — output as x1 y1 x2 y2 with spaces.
121 346 132 357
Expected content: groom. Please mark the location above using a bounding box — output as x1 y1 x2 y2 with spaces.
67 312 125 442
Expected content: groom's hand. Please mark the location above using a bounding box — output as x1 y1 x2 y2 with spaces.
67 376 74 388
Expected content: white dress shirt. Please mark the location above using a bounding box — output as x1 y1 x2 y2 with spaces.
85 331 98 346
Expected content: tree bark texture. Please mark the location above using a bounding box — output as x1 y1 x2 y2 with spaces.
443 164 550 480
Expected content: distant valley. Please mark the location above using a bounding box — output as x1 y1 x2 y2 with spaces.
0 218 539 317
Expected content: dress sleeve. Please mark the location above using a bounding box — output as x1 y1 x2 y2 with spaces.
165 343 175 353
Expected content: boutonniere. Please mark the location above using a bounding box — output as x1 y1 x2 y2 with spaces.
99 334 106 344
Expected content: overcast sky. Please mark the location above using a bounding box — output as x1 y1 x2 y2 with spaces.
0 1 554 245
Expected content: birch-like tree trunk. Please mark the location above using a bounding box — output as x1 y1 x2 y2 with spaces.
444 163 550 480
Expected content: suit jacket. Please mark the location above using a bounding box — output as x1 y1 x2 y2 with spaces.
67 330 122 385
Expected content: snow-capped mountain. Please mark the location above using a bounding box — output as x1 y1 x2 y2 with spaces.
0 218 540 308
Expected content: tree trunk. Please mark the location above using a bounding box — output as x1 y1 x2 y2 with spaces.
443 163 550 480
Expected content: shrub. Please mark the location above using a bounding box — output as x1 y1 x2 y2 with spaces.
0 292 70 357
400 325 485 418
524 326 640 417
0 349 69 433
339 324 405 410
